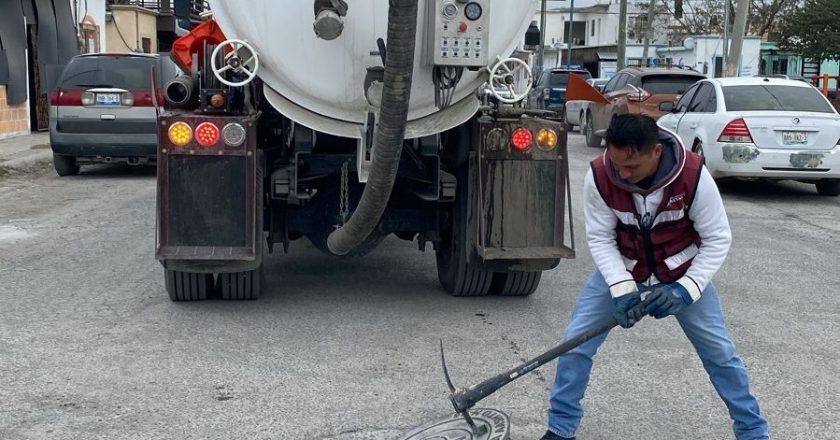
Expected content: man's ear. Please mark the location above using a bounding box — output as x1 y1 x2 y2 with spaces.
652 143 664 158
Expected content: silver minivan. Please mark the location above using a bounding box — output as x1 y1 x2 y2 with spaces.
49 53 168 176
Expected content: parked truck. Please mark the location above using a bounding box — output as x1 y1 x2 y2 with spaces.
156 0 575 301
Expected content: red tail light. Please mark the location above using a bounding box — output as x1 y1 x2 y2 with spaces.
51 88 83 106
131 89 158 107
195 122 220 146
718 118 753 143
627 88 651 102
50 88 61 105
511 128 533 151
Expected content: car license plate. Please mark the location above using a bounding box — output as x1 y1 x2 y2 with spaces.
783 131 807 145
96 93 120 106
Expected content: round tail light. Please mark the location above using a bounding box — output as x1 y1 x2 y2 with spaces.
168 121 193 147
536 129 558 150
195 122 221 146
511 128 533 151
222 123 246 147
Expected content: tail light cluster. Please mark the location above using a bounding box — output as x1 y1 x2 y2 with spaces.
167 120 246 148
627 87 652 102
511 127 558 151
50 88 164 107
718 118 753 143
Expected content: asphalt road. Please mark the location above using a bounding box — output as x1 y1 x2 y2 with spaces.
1 133 839 440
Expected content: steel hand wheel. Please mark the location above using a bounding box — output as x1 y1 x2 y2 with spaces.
211 39 260 87
487 57 533 104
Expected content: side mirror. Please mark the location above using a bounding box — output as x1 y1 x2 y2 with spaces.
659 101 676 113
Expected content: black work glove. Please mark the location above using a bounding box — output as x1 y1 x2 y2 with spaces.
612 291 643 328
645 283 694 319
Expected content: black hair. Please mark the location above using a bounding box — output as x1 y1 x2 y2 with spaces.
604 114 660 153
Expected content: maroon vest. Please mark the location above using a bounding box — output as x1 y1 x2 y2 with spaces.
591 151 704 283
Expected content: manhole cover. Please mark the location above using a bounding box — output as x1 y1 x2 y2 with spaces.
399 408 510 440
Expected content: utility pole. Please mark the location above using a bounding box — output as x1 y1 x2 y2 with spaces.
538 0 547 73
641 0 656 65
567 0 575 68
617 0 628 70
722 0 730 72
726 0 749 77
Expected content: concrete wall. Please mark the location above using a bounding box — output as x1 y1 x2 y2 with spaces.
657 36 761 78
106 5 158 53
0 86 30 140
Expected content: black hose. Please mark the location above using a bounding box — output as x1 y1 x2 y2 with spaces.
327 0 418 256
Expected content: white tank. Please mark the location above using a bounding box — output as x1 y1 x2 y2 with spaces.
210 0 537 138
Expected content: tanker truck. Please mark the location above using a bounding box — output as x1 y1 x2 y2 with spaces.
155 0 575 301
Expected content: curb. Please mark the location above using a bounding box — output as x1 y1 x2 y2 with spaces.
0 150 54 176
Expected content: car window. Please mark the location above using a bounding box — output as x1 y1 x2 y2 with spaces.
675 84 699 113
640 74 703 95
59 56 161 89
612 74 629 91
603 75 620 93
722 85 835 113
549 71 592 86
688 83 715 112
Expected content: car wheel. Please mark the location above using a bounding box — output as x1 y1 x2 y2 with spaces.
816 180 840 196
218 266 263 300
53 154 79 176
585 114 602 148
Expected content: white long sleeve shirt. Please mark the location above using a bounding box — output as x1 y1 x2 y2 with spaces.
583 166 732 302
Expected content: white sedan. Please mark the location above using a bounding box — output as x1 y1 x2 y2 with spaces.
565 78 609 132
658 77 840 196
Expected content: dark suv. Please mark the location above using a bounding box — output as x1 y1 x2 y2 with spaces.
528 68 592 111
49 53 170 176
583 66 705 147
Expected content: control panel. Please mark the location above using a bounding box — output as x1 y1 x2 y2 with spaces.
424 0 491 67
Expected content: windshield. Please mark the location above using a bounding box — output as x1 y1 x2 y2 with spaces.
59 56 160 89
550 71 592 86
641 75 702 95
722 85 835 113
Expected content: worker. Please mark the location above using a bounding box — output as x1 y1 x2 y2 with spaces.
541 114 769 440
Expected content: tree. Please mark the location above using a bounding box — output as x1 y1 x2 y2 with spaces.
649 0 795 42
779 0 840 61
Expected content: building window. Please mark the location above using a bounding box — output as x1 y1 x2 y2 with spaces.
142 38 151 53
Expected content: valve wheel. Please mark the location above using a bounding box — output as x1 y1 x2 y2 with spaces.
211 39 260 87
487 57 533 104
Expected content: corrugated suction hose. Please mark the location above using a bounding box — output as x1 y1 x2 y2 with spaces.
327 0 418 255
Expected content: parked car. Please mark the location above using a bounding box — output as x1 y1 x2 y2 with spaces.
49 53 169 176
527 68 592 111
565 78 609 132
658 77 840 196
583 66 706 147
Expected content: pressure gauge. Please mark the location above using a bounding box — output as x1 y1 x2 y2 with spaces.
442 2 458 19
464 2 483 21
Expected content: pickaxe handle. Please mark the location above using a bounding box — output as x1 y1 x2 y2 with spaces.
448 317 618 412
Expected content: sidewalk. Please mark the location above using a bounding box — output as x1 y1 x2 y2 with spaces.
0 132 53 176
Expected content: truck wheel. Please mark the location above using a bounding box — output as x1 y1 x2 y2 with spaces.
584 114 602 148
165 269 212 301
816 180 840 196
53 154 79 176
436 165 492 297
489 271 542 296
218 266 263 300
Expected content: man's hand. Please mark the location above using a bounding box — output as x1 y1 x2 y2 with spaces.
645 283 693 319
612 291 643 328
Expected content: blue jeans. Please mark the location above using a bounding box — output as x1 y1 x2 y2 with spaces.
547 270 769 439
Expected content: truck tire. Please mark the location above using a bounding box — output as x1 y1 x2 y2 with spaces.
584 114 602 148
218 266 263 300
53 154 80 176
489 271 542 296
436 165 492 297
165 269 212 301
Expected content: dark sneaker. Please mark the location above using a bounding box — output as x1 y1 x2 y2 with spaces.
540 430 575 440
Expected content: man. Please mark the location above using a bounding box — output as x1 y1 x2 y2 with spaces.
541 114 769 440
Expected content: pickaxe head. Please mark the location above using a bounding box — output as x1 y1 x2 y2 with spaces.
439 340 488 437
